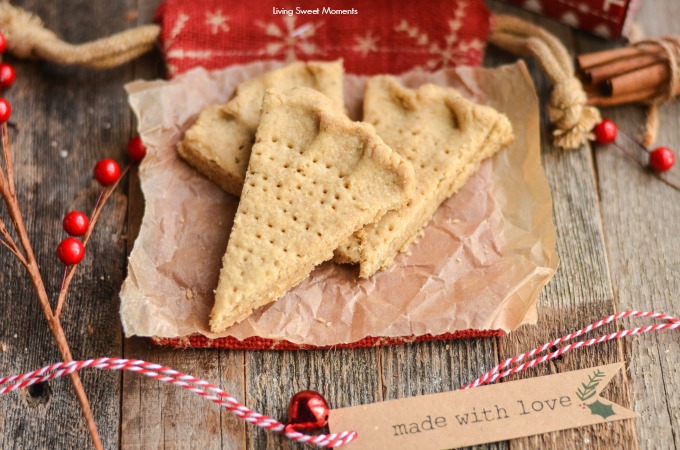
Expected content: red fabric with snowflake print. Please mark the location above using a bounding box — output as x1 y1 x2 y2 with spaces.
500 0 642 39
155 0 491 77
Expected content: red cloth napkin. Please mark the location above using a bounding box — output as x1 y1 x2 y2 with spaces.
151 0 502 349
500 0 642 39
155 0 490 77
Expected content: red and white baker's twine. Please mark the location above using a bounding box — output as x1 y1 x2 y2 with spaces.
461 310 679 390
1 310 678 447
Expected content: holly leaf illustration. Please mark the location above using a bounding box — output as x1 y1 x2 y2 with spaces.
587 400 616 419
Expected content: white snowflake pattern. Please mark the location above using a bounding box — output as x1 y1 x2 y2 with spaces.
205 9 230 35
524 0 542 13
561 12 579 27
603 0 626 12
353 32 379 57
165 12 189 50
395 1 483 70
577 3 590 14
593 24 612 39
256 16 324 61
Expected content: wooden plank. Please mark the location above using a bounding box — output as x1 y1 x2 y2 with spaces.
120 1 247 449
121 339 247 450
485 2 637 449
245 348 382 449
122 152 246 449
104 2 674 450
380 339 505 450
582 0 680 447
121 165 247 449
0 0 140 448
2 1 676 450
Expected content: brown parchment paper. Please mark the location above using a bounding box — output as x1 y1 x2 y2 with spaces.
119 61 558 345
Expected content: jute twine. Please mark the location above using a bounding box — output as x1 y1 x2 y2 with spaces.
633 37 680 147
0 3 160 69
489 14 601 150
0 5 608 149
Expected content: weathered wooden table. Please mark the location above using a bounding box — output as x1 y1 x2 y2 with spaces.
0 0 677 448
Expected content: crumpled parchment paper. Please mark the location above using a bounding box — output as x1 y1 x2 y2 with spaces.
119 61 558 345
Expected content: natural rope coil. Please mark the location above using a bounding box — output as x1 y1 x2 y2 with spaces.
633 37 680 147
489 14 601 150
0 3 160 69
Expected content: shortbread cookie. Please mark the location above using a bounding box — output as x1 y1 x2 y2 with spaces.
210 87 415 332
334 76 514 277
178 60 345 196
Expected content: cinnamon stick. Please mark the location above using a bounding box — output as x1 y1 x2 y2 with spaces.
587 88 657 107
576 44 664 71
605 63 669 97
578 37 679 108
583 83 600 99
584 53 665 84
587 83 680 107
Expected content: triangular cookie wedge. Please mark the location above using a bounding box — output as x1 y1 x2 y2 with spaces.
210 87 415 332
178 60 345 196
334 76 514 277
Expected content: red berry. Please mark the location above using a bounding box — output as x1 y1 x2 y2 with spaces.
57 237 85 265
0 98 11 123
0 33 7 54
94 158 121 186
127 136 147 162
649 146 675 172
593 119 618 145
63 211 90 237
0 63 15 89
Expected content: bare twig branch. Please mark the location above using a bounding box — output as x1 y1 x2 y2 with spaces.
0 174 26 269
0 236 27 267
0 218 27 266
0 153 7 195
0 236 22 260
1 123 16 196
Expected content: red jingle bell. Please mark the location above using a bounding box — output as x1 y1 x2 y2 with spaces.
285 390 330 432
